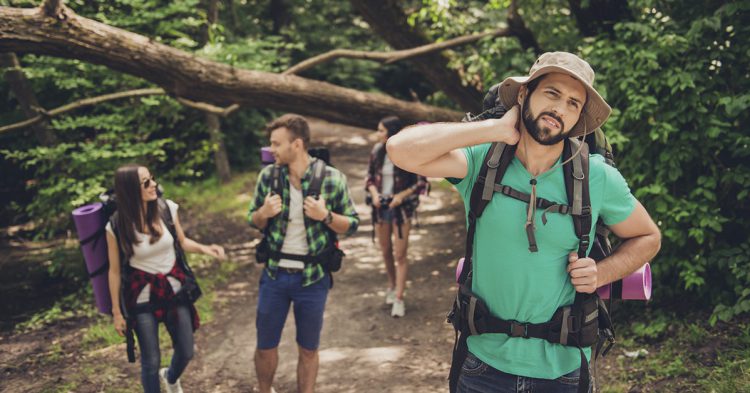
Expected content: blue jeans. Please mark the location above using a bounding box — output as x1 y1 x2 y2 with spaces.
134 304 194 393
457 352 590 393
256 269 330 350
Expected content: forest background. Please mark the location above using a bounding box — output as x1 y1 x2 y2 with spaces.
0 0 748 391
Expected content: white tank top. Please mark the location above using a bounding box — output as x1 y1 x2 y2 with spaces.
106 199 181 303
381 154 395 196
278 184 309 269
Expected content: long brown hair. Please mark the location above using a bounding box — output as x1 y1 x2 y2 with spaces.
114 164 161 258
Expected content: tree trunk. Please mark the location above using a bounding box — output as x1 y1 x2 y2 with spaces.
198 0 219 47
206 113 231 183
199 0 231 183
348 0 483 112
269 0 290 35
0 6 461 129
0 52 58 145
224 0 238 31
567 0 632 37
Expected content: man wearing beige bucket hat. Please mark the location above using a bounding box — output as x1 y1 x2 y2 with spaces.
387 52 661 392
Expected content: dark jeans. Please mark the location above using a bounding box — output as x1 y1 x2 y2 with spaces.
135 304 194 393
457 352 590 393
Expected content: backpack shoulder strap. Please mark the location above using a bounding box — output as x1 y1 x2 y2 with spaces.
458 142 515 284
157 198 194 275
270 165 283 196
158 198 177 239
308 159 327 198
562 138 592 258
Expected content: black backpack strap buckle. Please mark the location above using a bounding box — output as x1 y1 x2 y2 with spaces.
509 321 529 338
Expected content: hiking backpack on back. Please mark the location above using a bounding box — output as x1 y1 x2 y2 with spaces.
446 84 618 393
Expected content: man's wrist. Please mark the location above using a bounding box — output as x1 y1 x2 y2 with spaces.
322 210 333 224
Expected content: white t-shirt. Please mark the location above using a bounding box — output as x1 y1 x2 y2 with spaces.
278 184 309 269
106 199 181 303
381 155 395 196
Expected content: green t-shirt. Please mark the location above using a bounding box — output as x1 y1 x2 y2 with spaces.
449 143 636 379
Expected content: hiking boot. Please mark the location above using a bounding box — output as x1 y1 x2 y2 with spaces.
385 288 397 305
391 299 405 318
159 367 184 393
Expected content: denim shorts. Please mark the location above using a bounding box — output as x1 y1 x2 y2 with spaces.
256 269 330 350
457 352 590 393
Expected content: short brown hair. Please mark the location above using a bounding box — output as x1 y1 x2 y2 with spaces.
265 114 310 148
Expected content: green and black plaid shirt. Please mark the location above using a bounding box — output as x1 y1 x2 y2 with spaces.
248 158 359 286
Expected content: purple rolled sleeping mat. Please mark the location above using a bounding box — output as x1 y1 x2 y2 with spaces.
261 146 274 166
72 202 112 314
455 258 652 301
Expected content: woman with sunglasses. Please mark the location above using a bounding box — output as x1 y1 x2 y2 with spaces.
366 116 427 318
106 164 225 393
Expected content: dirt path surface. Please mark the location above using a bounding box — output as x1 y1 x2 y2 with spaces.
187 119 464 393
0 119 466 393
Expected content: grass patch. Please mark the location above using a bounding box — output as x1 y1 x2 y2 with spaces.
82 314 124 350
15 286 98 333
602 311 750 392
162 171 258 221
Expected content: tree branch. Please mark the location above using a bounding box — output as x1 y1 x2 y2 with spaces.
0 88 164 134
1 5 508 133
0 5 461 132
283 28 512 75
349 0 484 112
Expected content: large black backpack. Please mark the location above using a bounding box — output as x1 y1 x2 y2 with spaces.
447 85 618 393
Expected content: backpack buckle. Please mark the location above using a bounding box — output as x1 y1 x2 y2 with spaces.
580 234 590 249
580 206 592 216
509 321 529 338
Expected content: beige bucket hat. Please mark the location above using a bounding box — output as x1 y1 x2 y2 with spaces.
498 51 611 138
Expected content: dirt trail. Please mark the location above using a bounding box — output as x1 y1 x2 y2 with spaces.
186 119 465 392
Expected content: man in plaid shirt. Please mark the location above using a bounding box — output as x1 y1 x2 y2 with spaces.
248 114 359 393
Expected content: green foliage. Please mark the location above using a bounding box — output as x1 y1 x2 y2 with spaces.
2 0 749 325
15 286 98 332
581 0 750 322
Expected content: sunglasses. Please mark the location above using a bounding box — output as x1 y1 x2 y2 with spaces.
141 176 157 189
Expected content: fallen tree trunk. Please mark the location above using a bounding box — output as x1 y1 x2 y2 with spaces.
0 5 461 128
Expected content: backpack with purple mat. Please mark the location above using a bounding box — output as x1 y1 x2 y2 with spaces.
72 189 202 362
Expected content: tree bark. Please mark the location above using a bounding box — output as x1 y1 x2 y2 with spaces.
349 0 483 112
0 5 460 129
206 112 231 183
0 52 58 144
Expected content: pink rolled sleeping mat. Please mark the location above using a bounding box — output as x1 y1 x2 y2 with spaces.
456 257 652 301
597 263 652 300
72 203 112 314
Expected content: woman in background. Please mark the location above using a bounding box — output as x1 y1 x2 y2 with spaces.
366 116 427 318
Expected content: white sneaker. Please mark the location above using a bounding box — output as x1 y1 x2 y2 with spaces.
391 299 405 318
385 288 397 305
159 367 184 393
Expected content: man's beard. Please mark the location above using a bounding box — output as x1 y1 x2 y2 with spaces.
522 95 571 146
